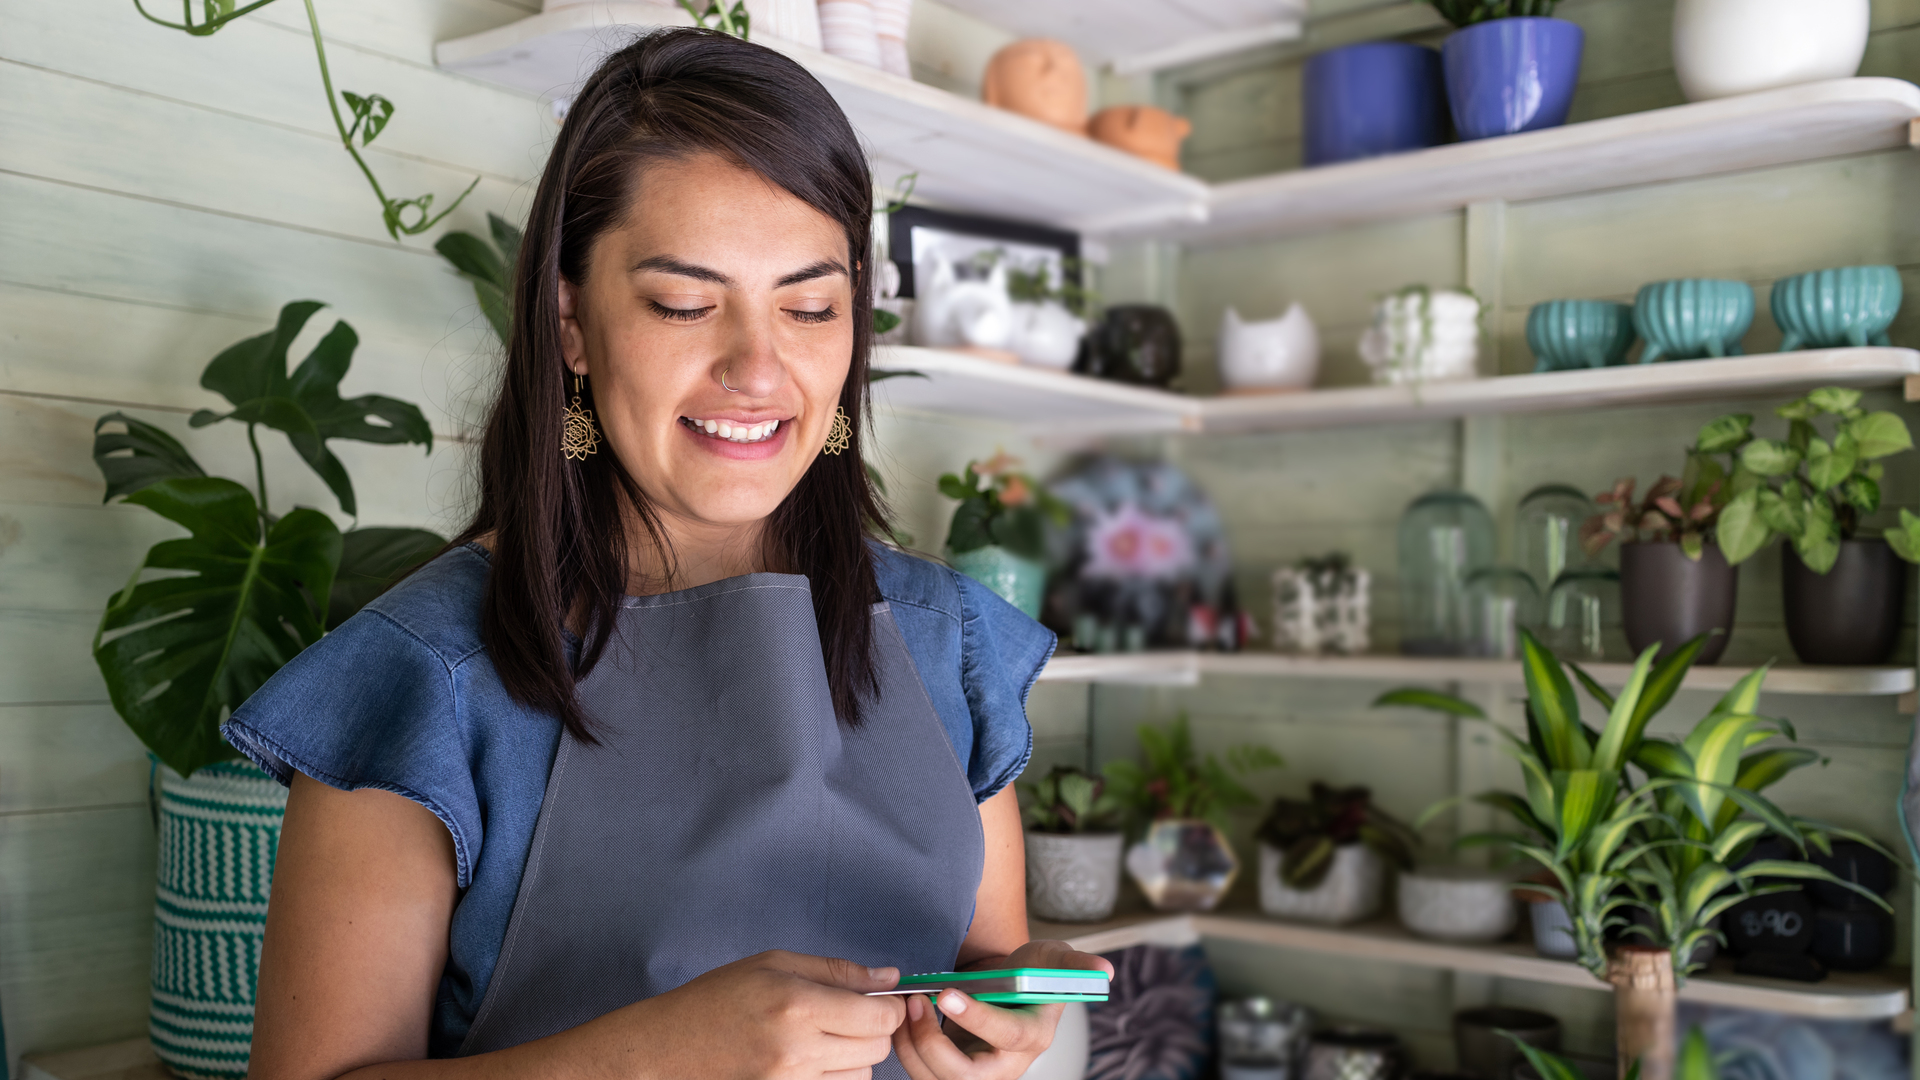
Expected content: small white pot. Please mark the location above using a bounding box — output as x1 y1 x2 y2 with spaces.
1673 0 1868 102
1009 301 1087 369
1026 831 1124 922
1259 843 1384 925
1021 1001 1090 1080
1357 290 1480 385
1218 303 1320 392
1396 866 1518 943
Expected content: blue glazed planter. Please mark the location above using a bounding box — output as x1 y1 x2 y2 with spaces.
1443 17 1584 141
1771 266 1902 350
1303 42 1447 166
1526 300 1636 371
1634 279 1755 362
950 545 1046 619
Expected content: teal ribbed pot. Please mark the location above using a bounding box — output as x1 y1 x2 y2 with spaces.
949 545 1046 619
1526 300 1636 371
1633 279 1753 362
1771 266 1901 351
150 757 286 1080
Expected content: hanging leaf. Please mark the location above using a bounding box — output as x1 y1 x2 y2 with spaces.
92 412 208 502
342 91 395 146
93 478 340 776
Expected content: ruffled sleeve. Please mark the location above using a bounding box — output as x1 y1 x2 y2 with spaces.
221 607 482 887
953 572 1055 802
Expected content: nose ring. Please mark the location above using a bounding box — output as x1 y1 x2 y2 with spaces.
721 368 738 393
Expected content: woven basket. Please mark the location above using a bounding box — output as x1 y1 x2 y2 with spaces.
149 758 287 1080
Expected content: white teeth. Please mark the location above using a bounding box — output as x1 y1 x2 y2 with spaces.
684 417 780 444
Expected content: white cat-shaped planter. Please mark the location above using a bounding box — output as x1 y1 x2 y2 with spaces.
1009 301 1086 369
913 254 1013 351
1218 303 1320 392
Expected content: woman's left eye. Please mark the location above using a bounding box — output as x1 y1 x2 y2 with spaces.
786 305 838 325
648 300 713 321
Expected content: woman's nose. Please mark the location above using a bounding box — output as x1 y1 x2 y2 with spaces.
717 312 787 398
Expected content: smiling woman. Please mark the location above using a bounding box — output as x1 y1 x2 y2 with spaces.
213 26 1107 1080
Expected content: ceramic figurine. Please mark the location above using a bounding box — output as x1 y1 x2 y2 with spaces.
1088 105 1192 170
817 0 881 68
1008 301 1086 369
1271 556 1369 656
913 253 1013 350
1358 288 1481 384
982 39 1089 135
1218 303 1320 392
1673 0 1869 102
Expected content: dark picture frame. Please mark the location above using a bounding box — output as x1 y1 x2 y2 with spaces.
887 205 1080 300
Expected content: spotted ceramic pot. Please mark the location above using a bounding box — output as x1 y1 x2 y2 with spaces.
1026 831 1124 922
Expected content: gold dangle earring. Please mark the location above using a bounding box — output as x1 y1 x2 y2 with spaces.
822 406 852 456
561 374 601 460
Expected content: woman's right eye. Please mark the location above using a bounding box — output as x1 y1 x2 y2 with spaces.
648 300 713 322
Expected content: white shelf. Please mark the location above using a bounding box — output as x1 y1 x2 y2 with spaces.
934 0 1305 75
433 5 1208 235
1159 77 1920 245
1038 652 1918 697
1037 912 1911 1020
873 345 1920 439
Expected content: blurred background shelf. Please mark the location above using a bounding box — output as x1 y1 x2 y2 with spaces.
1037 652 1918 696
873 346 1920 438
1032 911 1913 1021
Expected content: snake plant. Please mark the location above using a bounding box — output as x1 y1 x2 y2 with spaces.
1427 0 1561 27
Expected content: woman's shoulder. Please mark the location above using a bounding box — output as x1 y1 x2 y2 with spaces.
350 541 493 668
869 542 965 623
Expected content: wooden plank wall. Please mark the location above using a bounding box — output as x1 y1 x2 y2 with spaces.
0 0 553 1062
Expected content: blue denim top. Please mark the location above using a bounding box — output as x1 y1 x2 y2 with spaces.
221 541 1054 1054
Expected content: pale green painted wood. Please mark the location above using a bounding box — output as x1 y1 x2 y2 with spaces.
243 0 540 68
0 704 152 814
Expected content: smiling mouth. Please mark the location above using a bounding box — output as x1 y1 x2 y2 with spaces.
681 415 782 444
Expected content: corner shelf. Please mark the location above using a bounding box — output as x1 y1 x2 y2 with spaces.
872 345 1920 440
433 5 1208 235
1033 911 1912 1021
1037 652 1918 697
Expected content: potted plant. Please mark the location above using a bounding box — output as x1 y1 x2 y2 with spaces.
1021 766 1126 922
1512 1026 1723 1080
1582 427 1739 664
1379 629 1888 1080
1254 783 1417 925
1105 714 1283 912
1703 388 1917 664
939 453 1067 619
1672 0 1868 103
90 300 444 1077
1427 1 1584 142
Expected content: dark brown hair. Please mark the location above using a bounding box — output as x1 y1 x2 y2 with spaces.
456 28 887 735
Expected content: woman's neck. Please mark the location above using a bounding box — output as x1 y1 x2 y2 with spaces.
628 513 769 596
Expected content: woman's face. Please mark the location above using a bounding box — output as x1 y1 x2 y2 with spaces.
560 152 855 539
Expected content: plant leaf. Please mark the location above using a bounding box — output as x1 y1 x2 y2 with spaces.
1846 411 1913 460
1565 662 1617 711
1696 414 1752 454
1373 688 1487 719
92 412 208 502
1805 387 1862 415
1592 644 1659 773
487 212 523 271
93 477 340 776
1804 437 1857 493
1520 628 1589 769
326 527 445 629
1715 488 1770 565
1740 438 1801 477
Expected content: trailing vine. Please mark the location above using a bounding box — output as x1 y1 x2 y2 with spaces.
131 0 479 240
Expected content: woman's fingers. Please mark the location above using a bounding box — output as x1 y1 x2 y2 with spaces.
895 994 977 1080
934 993 1057 1058
1005 938 1115 976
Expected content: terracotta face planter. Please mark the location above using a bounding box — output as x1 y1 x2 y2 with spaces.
1089 105 1192 170
982 39 1088 135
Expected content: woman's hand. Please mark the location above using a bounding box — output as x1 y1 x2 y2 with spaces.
890 940 1114 1080
604 951 908 1080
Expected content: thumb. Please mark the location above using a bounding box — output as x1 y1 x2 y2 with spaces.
771 952 901 993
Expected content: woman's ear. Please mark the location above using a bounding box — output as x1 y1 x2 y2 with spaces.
559 277 588 376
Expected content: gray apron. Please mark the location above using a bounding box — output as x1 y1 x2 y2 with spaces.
460 574 985 1075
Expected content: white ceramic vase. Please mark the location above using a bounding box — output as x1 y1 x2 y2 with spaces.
912 254 1013 349
1357 289 1480 385
816 0 881 68
1026 831 1124 922
1218 303 1320 392
1009 301 1086 369
1672 0 1868 102
1396 866 1518 943
1258 843 1384 925
743 0 822 48
869 0 912 77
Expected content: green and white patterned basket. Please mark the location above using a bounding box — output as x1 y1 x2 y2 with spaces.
149 757 287 1080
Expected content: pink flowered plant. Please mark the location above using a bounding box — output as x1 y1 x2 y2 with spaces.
1083 503 1194 581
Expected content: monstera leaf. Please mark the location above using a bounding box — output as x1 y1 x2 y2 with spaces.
92 412 207 501
435 212 521 344
326 526 445 629
190 300 432 517
94 477 340 776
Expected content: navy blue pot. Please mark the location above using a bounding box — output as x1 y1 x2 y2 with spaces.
1442 17 1584 141
1303 42 1447 166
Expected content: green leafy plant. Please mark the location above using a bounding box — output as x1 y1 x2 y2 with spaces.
1427 0 1560 27
91 301 445 776
1255 782 1419 889
1701 388 1916 572
131 0 478 239
1021 766 1123 834
1581 427 1737 562
1508 1026 1722 1080
680 0 749 37
436 213 523 345
1103 714 1284 837
938 453 1068 563
1005 257 1098 319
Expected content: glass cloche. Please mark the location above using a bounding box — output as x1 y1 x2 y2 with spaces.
1514 482 1602 595
1397 491 1495 656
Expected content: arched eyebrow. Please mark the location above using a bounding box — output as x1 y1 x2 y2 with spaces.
630 255 733 286
776 259 849 288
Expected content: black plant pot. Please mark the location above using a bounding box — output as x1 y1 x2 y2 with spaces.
1783 540 1906 665
1724 889 1813 955
1620 541 1738 664
1810 905 1894 972
1079 305 1182 387
1809 839 1896 909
